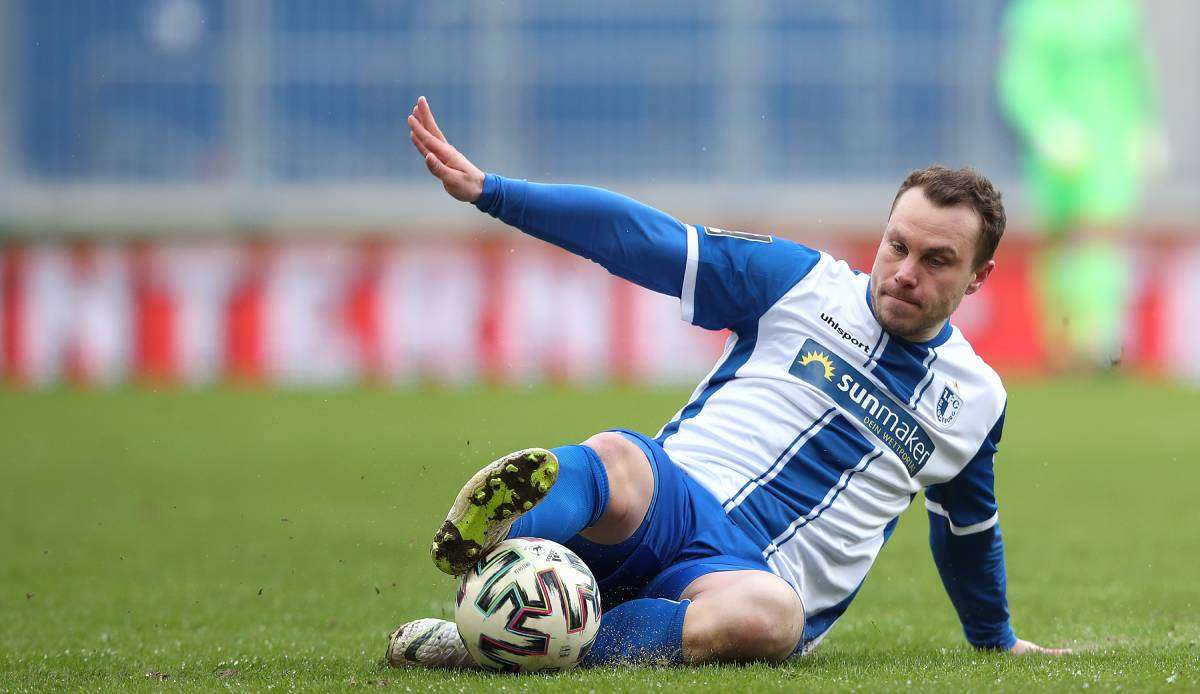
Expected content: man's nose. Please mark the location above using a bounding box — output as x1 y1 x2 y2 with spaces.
894 259 919 287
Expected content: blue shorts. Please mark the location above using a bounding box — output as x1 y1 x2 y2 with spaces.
565 429 771 608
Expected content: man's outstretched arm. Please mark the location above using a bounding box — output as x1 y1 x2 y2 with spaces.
408 95 823 332
926 408 1071 656
408 96 687 298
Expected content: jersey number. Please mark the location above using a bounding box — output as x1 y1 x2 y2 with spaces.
704 227 773 243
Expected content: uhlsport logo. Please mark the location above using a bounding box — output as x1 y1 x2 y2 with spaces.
819 313 872 356
790 338 936 476
936 385 962 426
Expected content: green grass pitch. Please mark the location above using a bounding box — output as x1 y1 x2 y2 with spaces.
2 380 1198 691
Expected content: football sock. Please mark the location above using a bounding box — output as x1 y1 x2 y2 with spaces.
506 444 610 544
565 429 657 578
581 598 689 666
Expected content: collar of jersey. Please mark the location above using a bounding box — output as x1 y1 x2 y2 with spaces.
863 280 954 349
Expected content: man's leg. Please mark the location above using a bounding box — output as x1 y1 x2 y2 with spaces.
680 569 804 663
396 432 805 667
508 432 655 546
573 436 805 665
582 565 803 666
390 432 656 668
429 432 653 575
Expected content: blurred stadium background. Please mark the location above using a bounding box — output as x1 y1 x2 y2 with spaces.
1 0 1198 389
4 3 1200 689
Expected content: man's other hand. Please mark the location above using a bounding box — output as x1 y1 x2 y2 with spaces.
1009 638 1072 656
407 96 485 203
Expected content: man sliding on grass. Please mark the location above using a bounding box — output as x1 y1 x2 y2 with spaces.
389 96 1071 667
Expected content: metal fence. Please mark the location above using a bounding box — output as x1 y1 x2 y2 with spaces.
1 0 1196 232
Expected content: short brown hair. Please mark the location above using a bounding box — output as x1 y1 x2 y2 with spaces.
889 165 1006 267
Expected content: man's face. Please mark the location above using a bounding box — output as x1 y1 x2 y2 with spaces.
869 187 994 342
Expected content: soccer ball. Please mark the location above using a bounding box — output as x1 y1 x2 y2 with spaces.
455 537 602 672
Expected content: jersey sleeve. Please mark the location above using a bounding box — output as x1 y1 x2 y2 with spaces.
683 225 821 331
474 173 820 332
924 407 1017 650
475 173 688 297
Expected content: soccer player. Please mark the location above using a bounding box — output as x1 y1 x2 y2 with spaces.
998 0 1163 370
389 96 1071 667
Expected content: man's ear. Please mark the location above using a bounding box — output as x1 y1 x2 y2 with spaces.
965 259 995 295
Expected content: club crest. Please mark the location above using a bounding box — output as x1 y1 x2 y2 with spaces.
936 385 962 426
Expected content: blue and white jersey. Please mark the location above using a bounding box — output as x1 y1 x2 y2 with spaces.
657 225 1008 652
476 174 1017 652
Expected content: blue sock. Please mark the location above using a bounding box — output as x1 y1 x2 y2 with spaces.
506 444 610 544
582 598 689 666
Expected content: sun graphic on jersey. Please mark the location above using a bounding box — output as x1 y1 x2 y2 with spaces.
798 351 835 381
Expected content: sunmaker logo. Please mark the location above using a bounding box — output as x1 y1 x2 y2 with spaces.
790 338 935 475
820 313 871 356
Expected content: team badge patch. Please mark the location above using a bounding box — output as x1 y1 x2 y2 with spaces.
936 385 962 426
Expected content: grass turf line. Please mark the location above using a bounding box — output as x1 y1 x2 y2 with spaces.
1 380 1197 691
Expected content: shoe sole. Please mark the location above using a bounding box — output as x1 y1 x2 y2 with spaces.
430 448 558 576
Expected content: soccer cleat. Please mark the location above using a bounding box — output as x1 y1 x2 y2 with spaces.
385 618 479 670
430 448 558 576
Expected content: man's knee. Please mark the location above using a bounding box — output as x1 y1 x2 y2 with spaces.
683 574 804 664
579 432 654 544
721 601 801 663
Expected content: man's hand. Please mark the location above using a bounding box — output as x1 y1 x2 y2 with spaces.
407 96 485 203
1009 638 1072 656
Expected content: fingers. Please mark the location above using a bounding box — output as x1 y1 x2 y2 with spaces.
415 96 448 143
407 98 483 201
409 116 452 182
408 114 459 165
410 130 431 158
424 152 455 180
1011 639 1074 657
1031 647 1072 657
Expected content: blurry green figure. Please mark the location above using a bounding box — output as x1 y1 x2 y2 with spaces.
999 0 1164 369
